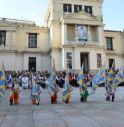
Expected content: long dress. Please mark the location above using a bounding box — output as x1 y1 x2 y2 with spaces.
31 84 42 105
13 85 20 104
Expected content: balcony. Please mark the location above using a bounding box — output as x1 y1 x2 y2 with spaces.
67 40 99 46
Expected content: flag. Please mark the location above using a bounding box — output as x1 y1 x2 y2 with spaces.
77 65 85 86
105 63 115 95
107 62 115 82
0 64 6 98
62 70 73 101
48 58 57 96
2 62 5 74
114 66 124 86
91 67 106 93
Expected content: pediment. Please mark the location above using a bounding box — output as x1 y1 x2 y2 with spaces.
63 11 100 21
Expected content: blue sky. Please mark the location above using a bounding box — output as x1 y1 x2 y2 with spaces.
0 0 123 31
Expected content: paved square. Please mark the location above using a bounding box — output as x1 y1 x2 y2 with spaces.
0 87 124 127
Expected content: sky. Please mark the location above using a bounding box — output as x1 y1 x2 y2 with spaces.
0 0 123 31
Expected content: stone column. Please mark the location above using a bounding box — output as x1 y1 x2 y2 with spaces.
26 33 29 47
82 5 84 11
10 31 13 46
73 47 80 70
74 24 79 42
5 31 10 47
72 4 74 13
98 26 104 46
61 48 65 70
62 23 67 45
88 26 91 42
11 31 16 46
23 54 28 70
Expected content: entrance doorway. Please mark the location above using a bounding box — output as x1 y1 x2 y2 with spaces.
109 59 115 69
80 53 89 74
29 57 36 72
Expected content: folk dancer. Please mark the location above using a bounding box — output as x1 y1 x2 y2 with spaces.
105 63 115 102
12 80 21 105
77 66 89 103
48 59 59 104
31 78 42 105
62 70 73 104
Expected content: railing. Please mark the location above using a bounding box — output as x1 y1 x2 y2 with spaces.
67 41 99 46
0 17 35 25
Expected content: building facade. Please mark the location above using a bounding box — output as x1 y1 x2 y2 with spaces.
0 0 124 73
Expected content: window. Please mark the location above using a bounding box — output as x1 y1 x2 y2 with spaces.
109 59 115 69
66 52 72 69
28 33 37 48
0 31 6 46
74 5 82 12
106 37 113 50
84 6 92 14
97 54 102 68
63 4 72 13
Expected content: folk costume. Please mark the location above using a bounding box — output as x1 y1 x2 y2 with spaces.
77 66 89 103
62 70 73 104
9 91 14 105
31 77 42 105
105 63 115 102
48 59 59 104
13 82 20 105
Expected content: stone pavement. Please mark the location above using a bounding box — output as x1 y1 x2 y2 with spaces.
0 87 124 127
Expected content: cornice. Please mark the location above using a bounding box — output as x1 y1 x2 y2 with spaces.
106 52 124 57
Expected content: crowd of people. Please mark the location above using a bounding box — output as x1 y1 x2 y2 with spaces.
5 70 96 89
5 70 49 89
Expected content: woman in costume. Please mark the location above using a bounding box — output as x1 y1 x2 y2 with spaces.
31 78 42 105
48 58 59 104
13 80 20 105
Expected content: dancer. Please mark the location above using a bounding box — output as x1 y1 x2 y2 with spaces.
105 63 115 102
62 69 73 104
106 66 124 102
48 59 59 104
9 90 14 105
77 65 89 103
31 76 42 105
13 80 20 105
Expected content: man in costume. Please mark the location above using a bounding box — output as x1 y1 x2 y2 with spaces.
106 66 124 102
62 69 73 104
105 63 115 102
48 59 59 104
77 66 89 103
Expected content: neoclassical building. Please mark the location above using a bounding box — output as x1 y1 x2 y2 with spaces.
0 0 124 73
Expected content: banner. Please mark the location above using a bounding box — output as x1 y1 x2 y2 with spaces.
78 26 88 41
0 65 6 99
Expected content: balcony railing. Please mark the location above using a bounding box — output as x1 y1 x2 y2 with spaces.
0 17 35 26
66 41 99 46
